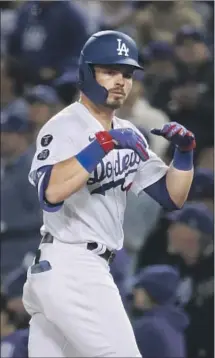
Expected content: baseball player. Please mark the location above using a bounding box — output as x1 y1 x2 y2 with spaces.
22 31 196 357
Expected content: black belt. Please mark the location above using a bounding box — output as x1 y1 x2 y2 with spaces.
40 233 115 264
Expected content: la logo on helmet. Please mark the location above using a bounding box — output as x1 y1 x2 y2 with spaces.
117 38 129 56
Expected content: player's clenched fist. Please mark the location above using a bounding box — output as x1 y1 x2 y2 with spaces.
151 122 196 152
95 128 149 161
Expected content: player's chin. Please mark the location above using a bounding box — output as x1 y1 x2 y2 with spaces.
105 97 125 109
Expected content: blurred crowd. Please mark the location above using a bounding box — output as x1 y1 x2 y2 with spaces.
0 1 214 358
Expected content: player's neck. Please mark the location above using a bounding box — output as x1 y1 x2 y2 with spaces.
79 95 114 131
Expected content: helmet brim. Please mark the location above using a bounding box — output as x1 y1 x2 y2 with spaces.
87 57 143 70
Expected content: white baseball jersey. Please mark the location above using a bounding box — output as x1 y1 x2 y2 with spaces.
29 102 168 250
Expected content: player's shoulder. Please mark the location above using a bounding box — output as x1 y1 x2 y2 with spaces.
37 102 79 139
114 117 149 147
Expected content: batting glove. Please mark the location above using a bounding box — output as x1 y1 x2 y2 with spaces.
151 122 196 152
95 128 149 161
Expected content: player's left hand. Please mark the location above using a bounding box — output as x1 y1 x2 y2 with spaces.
109 128 149 161
151 122 196 152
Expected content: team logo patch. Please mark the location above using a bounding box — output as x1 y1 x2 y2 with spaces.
37 149 50 160
117 38 129 57
41 134 53 147
88 134 95 142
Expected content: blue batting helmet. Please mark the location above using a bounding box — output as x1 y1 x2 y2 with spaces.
78 30 143 104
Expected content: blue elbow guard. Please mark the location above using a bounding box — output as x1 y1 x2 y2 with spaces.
36 166 63 212
144 175 180 211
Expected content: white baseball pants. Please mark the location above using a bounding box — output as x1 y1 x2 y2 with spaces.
22 240 141 357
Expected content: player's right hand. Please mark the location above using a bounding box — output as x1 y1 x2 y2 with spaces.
109 128 149 161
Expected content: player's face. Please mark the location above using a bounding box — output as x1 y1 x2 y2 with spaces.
94 65 134 109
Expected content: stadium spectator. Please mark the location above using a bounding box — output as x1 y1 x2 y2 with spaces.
1 291 28 358
0 2 17 56
1 56 15 108
1 113 42 275
72 0 103 34
24 85 62 139
196 146 214 171
167 205 214 358
151 27 214 162
136 203 214 358
135 1 204 48
100 1 134 33
110 248 132 307
141 41 177 103
192 1 212 33
7 0 88 87
1 56 28 114
53 70 79 106
2 252 34 331
188 167 214 212
74 1 136 37
132 265 189 358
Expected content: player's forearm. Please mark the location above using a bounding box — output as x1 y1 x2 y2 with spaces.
166 150 194 208
45 134 112 203
45 157 90 203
